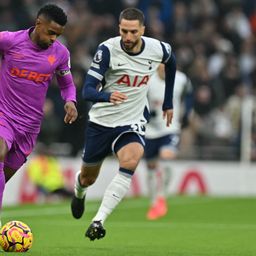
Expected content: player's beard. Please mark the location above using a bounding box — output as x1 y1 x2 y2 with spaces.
122 39 139 52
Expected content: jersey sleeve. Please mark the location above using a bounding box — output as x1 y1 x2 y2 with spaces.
56 48 71 75
55 49 76 103
162 52 176 110
184 77 194 114
0 31 14 51
185 76 193 94
82 44 111 102
160 41 172 63
86 44 110 81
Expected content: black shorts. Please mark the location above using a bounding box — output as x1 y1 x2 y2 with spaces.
144 134 180 160
82 122 145 165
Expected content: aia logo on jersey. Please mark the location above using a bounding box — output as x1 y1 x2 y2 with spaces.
116 75 149 87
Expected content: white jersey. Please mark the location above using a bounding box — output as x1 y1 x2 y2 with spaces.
145 70 192 139
87 36 172 128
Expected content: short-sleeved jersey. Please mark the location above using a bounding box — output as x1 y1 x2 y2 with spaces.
0 28 75 133
145 70 192 139
87 36 172 127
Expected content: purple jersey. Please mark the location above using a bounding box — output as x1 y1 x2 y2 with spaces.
0 28 76 133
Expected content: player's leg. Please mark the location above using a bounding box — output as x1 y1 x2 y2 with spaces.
144 138 161 219
146 159 161 220
158 134 180 198
91 142 144 223
85 132 144 241
0 116 16 226
71 163 101 219
2 166 18 226
0 137 9 225
151 148 174 219
146 160 158 205
150 134 180 219
158 148 176 197
3 128 38 192
4 128 37 179
71 122 112 220
146 156 170 220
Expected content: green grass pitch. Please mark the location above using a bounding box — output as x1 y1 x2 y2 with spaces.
1 196 256 255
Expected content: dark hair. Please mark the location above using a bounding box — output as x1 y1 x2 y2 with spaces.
37 4 67 26
119 8 145 25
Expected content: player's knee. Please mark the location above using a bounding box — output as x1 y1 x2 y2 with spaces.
160 149 177 160
147 161 156 169
79 175 96 187
120 158 140 170
86 178 96 186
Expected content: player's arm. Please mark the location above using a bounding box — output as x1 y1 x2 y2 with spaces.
182 77 194 128
56 52 78 124
83 45 127 104
161 42 176 127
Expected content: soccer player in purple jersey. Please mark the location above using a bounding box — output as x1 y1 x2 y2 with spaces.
71 8 176 240
0 4 78 219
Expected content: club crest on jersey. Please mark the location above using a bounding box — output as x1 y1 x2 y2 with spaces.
93 50 103 63
116 75 149 87
47 55 56 65
162 42 171 54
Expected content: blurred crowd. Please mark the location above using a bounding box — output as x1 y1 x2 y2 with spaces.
1 0 256 161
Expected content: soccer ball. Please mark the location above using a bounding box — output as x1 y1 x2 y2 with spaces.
0 220 33 252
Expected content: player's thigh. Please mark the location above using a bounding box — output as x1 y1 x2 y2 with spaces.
4 131 37 174
117 142 144 170
115 133 144 170
0 114 15 160
159 134 180 160
82 122 113 165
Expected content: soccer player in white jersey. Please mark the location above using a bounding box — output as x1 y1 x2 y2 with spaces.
71 8 176 240
145 64 193 220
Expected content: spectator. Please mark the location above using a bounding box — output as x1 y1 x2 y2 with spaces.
2 0 255 160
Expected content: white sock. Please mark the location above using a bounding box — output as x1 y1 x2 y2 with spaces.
74 171 87 199
93 171 132 224
147 167 158 205
159 160 172 197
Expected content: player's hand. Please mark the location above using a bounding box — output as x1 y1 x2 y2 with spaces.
64 101 78 124
163 109 173 127
110 91 128 105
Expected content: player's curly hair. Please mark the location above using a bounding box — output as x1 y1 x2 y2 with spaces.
37 4 67 26
119 8 145 25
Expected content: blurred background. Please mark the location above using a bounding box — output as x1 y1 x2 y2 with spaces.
1 0 256 205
